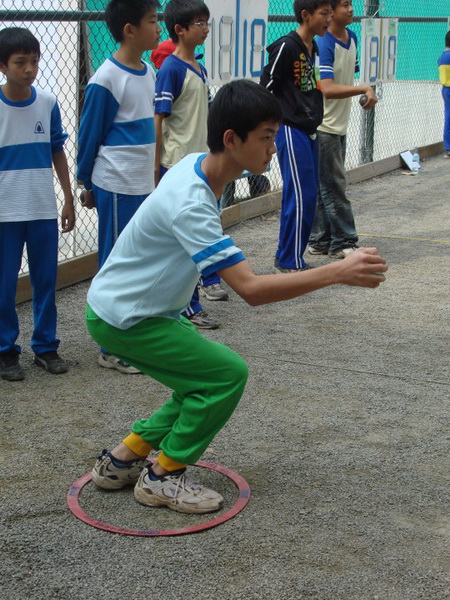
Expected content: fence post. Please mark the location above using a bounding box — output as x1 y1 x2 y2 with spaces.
361 0 379 163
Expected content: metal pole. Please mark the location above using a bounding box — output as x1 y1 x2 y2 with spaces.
361 0 379 164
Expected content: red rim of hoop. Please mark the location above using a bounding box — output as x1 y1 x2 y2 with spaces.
66 460 250 537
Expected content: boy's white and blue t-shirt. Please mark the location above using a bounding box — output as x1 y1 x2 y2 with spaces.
155 55 209 169
87 153 245 329
77 56 156 195
317 29 359 136
0 86 67 222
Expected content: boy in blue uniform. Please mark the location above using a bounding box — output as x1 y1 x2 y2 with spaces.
308 0 377 259
261 0 332 273
0 27 75 381
154 0 225 330
77 0 162 373
88 79 387 515
438 31 450 158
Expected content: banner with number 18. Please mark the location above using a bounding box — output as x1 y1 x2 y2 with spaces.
204 0 269 85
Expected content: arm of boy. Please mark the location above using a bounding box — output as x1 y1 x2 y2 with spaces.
154 113 166 187
52 150 75 233
260 39 288 93
218 248 387 307
320 79 377 108
77 83 119 194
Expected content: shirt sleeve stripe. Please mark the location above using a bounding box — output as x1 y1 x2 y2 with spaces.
201 252 246 277
192 237 235 263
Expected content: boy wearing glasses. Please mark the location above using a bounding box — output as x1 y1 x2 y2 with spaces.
154 0 225 329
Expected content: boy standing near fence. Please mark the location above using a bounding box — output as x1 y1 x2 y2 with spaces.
308 0 377 259
87 79 387 514
77 0 162 373
260 0 331 273
0 27 75 382
438 31 450 159
154 0 225 330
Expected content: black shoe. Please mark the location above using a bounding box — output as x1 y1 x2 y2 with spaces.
0 350 25 381
34 351 68 374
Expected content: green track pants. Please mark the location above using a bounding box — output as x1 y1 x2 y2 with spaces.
86 305 248 466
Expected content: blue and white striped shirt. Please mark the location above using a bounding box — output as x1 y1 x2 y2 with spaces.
77 56 156 195
0 86 67 222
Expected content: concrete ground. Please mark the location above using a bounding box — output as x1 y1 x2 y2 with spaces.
1 155 449 600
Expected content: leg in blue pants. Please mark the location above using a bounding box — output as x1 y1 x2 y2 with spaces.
275 125 318 270
443 86 450 152
200 272 220 287
92 184 148 269
0 220 59 355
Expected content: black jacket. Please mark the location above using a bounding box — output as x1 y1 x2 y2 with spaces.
260 31 323 135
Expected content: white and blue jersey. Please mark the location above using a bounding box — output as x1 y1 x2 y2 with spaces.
0 86 67 222
87 153 245 329
77 56 156 195
317 29 359 136
155 55 209 169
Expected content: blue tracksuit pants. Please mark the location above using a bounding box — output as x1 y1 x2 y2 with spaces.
275 125 319 269
92 184 148 269
0 219 59 355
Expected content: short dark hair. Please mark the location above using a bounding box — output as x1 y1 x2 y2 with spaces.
0 27 40 65
330 0 341 8
105 0 160 42
207 80 282 153
293 0 331 24
164 0 210 43
446 31 450 48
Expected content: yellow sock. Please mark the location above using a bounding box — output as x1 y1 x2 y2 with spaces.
122 432 152 457
157 451 186 472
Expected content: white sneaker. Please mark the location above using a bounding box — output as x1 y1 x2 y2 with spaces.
134 465 224 514
92 450 147 489
328 247 358 259
98 352 142 374
199 283 229 301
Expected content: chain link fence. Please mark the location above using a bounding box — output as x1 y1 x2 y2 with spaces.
1 0 448 276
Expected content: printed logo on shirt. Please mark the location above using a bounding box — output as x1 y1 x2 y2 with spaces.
294 53 319 92
34 121 45 134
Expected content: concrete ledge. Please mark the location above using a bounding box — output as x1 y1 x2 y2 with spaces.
15 140 444 304
347 141 444 184
221 190 282 229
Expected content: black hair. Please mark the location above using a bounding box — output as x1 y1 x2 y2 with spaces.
207 80 282 153
446 31 450 48
164 0 210 43
0 27 40 65
293 0 331 24
105 0 160 42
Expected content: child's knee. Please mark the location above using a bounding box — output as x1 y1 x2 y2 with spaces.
226 351 248 388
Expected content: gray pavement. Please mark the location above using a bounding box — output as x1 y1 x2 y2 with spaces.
1 155 449 600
